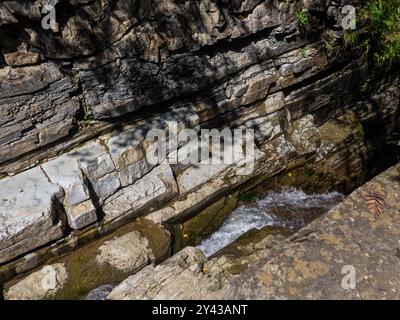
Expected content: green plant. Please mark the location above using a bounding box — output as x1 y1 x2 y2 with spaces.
364 38 371 52
356 122 364 135
82 112 94 127
299 46 309 58
296 10 310 33
320 40 333 56
296 10 310 27
343 30 359 48
363 0 400 67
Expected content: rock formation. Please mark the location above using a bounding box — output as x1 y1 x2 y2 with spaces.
0 0 399 299
104 163 400 300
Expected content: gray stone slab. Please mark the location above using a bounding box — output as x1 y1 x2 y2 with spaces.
0 167 64 263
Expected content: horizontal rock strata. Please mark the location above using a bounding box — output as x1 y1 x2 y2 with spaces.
0 0 400 296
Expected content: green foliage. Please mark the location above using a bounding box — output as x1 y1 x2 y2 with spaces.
82 112 94 127
299 46 309 58
343 30 359 48
363 38 371 52
320 40 333 56
296 10 310 29
363 0 400 67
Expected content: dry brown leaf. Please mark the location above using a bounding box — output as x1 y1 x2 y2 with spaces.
364 191 385 219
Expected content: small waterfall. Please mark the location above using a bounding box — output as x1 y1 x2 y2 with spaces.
197 188 343 257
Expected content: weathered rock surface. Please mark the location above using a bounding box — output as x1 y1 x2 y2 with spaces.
3 218 171 300
4 263 68 300
42 153 97 229
0 0 374 175
107 247 230 300
107 163 400 300
225 163 400 299
0 0 399 295
0 167 64 264
0 63 80 166
96 231 154 273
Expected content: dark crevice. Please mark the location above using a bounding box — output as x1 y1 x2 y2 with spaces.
82 173 106 222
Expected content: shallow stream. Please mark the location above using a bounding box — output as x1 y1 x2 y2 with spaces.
197 188 343 257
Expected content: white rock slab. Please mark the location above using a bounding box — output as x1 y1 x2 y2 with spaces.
123 163 179 214
73 141 121 203
0 167 64 263
74 140 116 180
42 153 97 229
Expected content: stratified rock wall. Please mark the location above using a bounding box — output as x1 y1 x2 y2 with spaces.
0 0 399 290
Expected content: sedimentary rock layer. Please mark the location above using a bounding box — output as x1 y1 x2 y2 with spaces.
0 0 399 292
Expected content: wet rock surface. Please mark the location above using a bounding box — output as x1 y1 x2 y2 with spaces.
0 0 400 297
4 263 68 300
106 163 400 300
3 218 171 300
103 187 343 300
225 163 400 299
107 247 230 300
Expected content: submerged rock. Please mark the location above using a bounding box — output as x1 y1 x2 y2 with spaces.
96 231 154 273
85 285 115 301
3 219 171 300
4 263 68 300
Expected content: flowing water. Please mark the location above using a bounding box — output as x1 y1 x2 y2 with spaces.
197 188 344 257
86 188 343 299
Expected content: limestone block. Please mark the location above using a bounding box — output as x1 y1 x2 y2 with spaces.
96 231 154 273
4 263 68 300
0 167 64 263
177 131 258 192
118 158 152 187
107 112 195 187
292 57 315 74
74 141 116 181
146 178 228 224
102 190 132 222
287 115 321 155
262 91 285 114
123 163 179 213
107 247 229 300
42 154 97 229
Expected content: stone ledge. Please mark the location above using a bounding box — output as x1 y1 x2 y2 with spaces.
224 163 400 299
0 167 65 264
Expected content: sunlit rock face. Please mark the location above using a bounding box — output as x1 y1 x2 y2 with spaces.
0 0 399 299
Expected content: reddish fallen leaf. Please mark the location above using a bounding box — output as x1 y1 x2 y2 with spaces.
364 191 385 219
